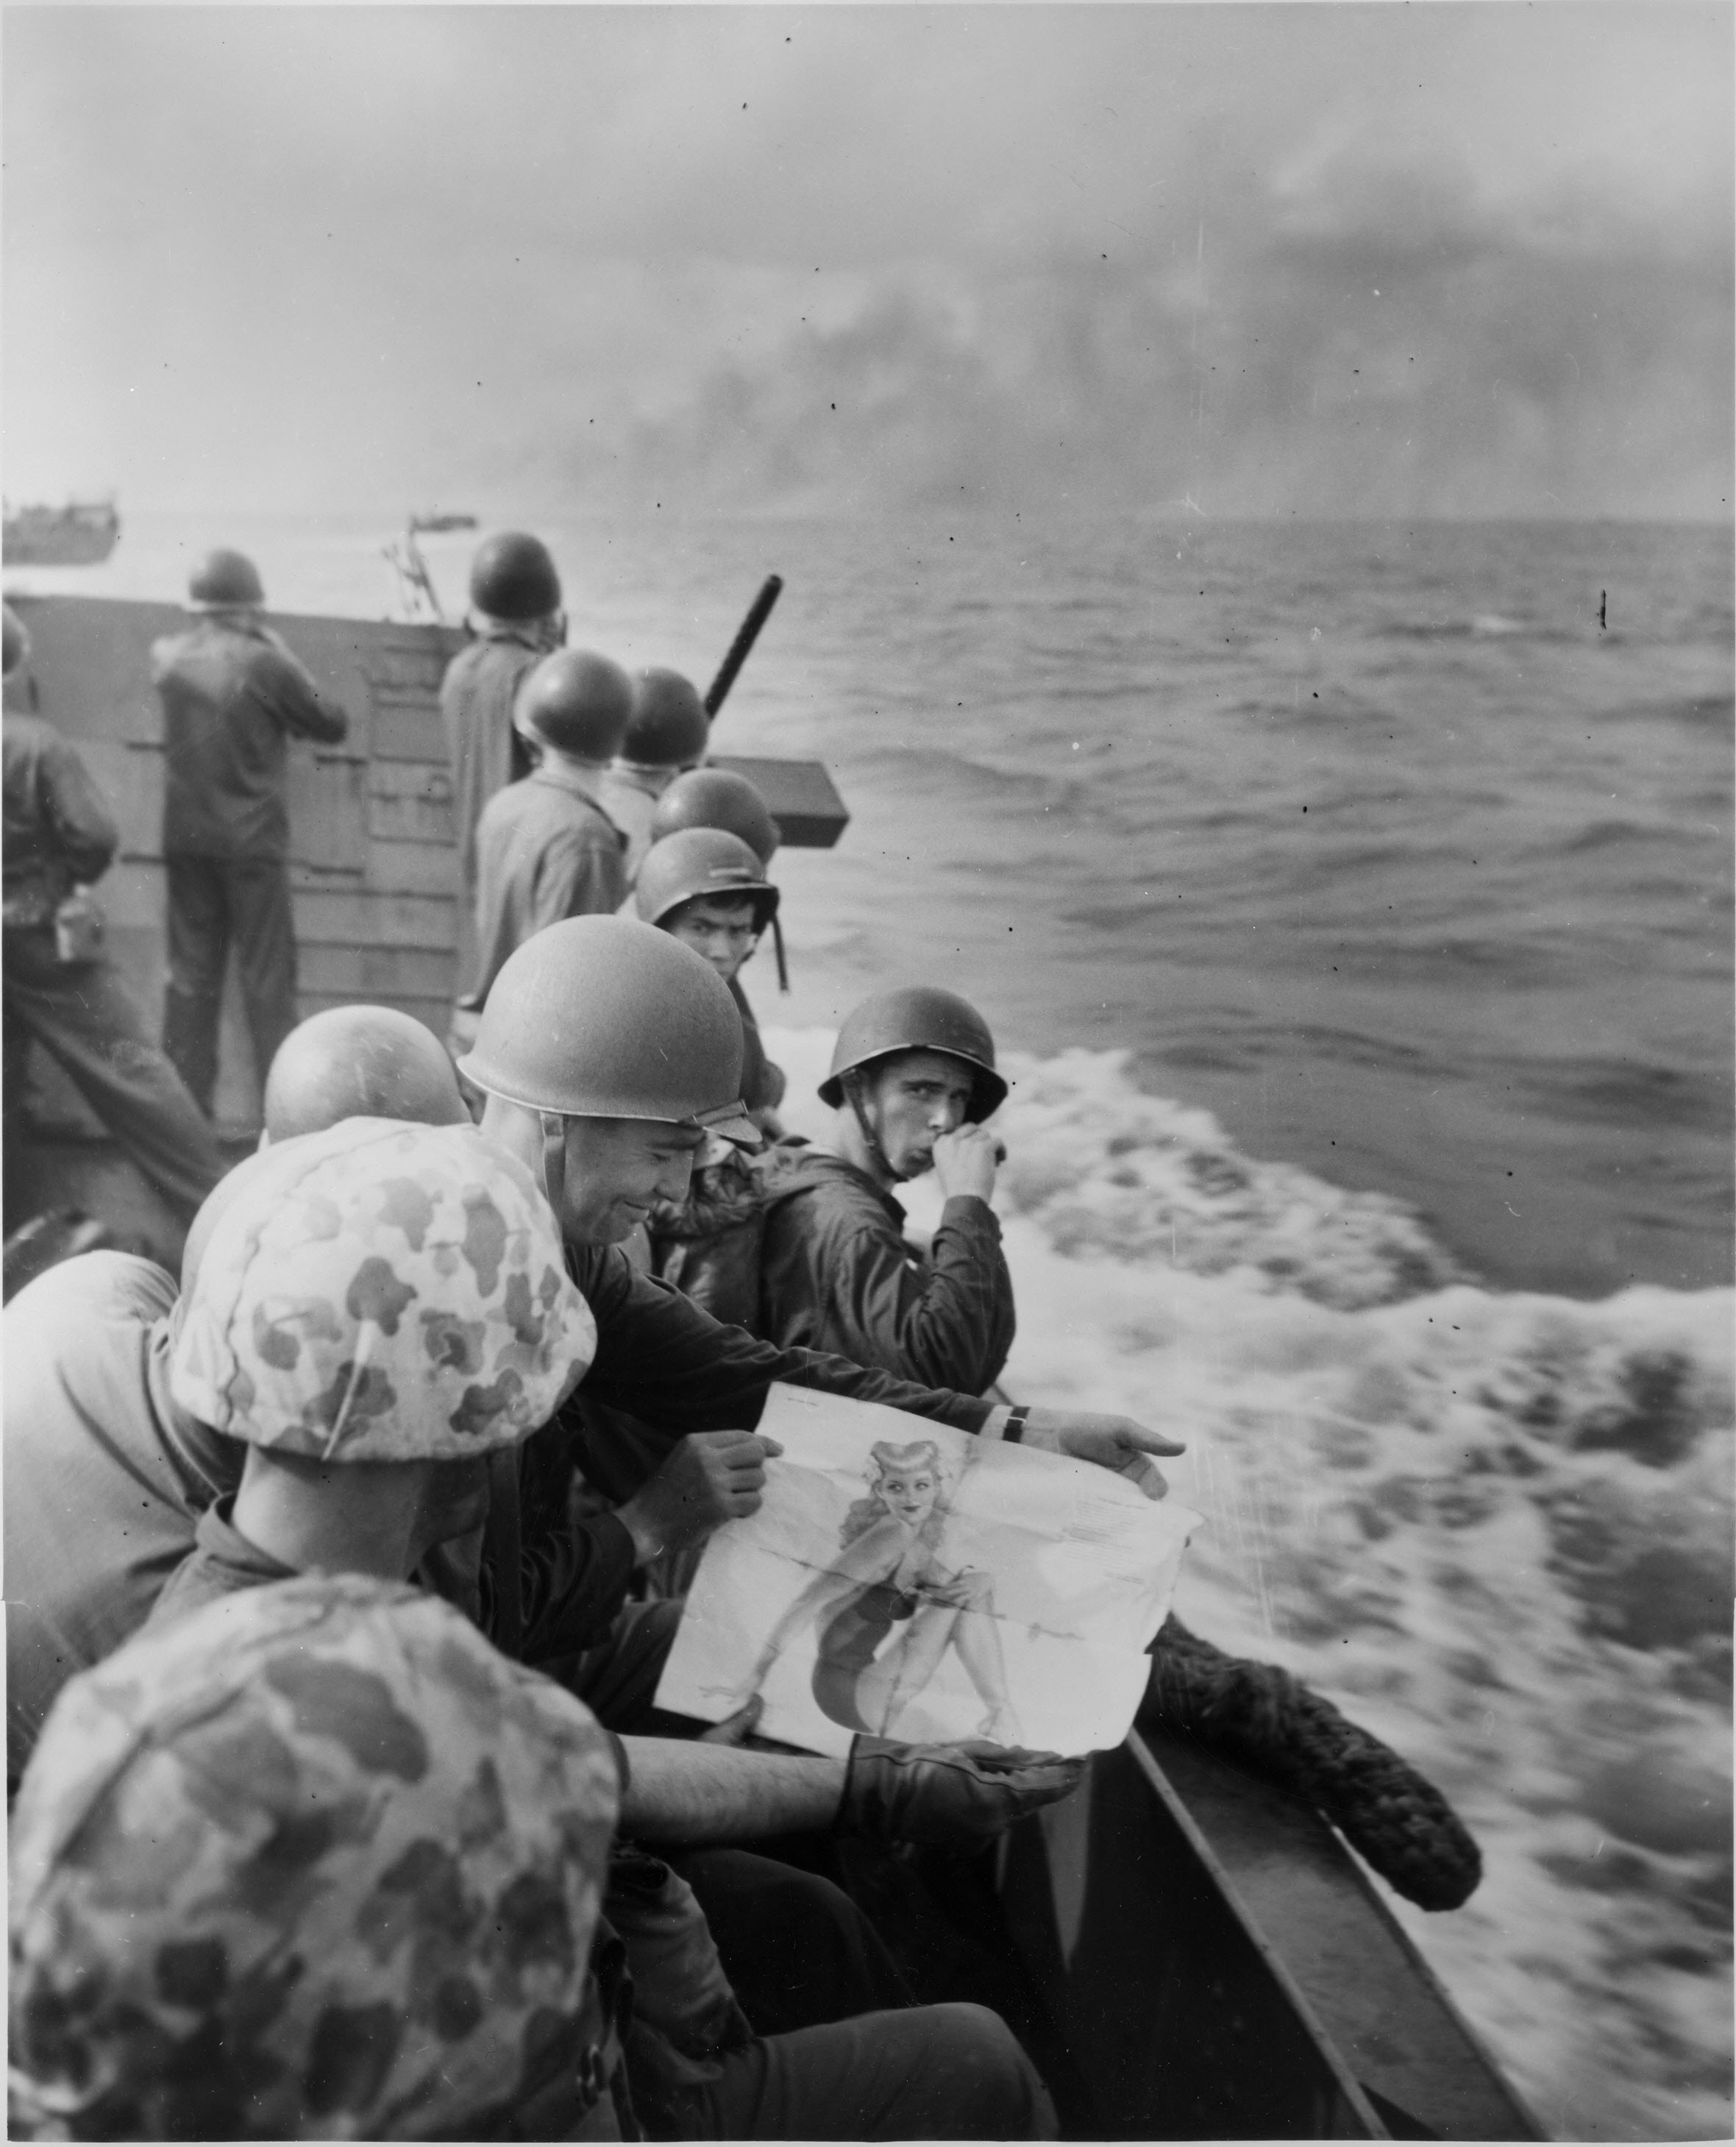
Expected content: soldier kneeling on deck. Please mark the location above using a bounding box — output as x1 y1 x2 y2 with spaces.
1 601 225 1255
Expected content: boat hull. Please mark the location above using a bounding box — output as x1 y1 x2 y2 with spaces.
999 1727 1544 2140
4 506 120 567
0 594 845 1252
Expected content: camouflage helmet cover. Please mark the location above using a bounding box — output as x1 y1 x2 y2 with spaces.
9 1572 620 2140
171 1118 596 1462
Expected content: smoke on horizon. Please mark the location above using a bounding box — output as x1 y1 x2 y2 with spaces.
6 6 1730 521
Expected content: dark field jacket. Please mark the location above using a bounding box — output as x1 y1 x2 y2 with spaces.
152 619 347 858
756 1149 1015 1395
2 714 118 925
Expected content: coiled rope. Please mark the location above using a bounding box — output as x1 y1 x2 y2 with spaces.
1142 1615 1482 1911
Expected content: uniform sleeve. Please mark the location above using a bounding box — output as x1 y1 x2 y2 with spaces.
41 732 119 884
508 1511 640 1661
569 1245 994 1438
808 1190 1016 1394
252 642 349 745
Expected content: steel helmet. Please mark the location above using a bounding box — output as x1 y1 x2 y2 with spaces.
458 914 757 1142
513 649 634 762
469 530 562 621
187 547 265 610
621 667 709 771
819 986 1007 1120
263 1004 469 1141
1 602 29 679
10 1572 618 2142
636 828 779 935
171 1117 594 1462
650 766 780 867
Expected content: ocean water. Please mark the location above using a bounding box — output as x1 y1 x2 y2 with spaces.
8 507 1732 2136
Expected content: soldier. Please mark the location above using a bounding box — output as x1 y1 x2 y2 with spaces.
140 1114 1073 2141
601 665 711 879
442 530 566 992
756 987 1016 1394
461 915 1179 1504
648 763 781 870
2 600 226 1237
635 826 786 1126
10 1571 625 2140
5 1007 468 1784
2 1003 800 1780
451 648 633 1054
152 548 349 1115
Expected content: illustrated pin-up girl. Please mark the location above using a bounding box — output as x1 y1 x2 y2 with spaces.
733 1438 1020 1745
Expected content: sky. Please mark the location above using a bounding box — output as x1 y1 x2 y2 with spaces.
4 3 1732 521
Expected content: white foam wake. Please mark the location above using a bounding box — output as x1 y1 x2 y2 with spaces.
764 1027 1735 2140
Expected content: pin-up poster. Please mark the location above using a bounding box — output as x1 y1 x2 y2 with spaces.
656 1383 1200 1759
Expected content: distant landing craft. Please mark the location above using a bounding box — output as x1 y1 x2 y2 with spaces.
408 511 479 533
2 498 121 567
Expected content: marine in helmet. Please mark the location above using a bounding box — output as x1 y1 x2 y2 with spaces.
636 825 786 1125
8 1017 485 1786
650 761 782 868
450 647 633 1055
149 1116 600 1633
2 600 227 1252
755 986 1016 1394
131 1118 1073 2143
150 550 349 1115
10 1572 624 2141
262 1002 469 1141
441 530 566 992
458 914 1185 1502
0 991 798 1790
602 665 711 877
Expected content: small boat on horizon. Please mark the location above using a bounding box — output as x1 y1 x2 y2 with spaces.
407 510 478 533
2 497 121 567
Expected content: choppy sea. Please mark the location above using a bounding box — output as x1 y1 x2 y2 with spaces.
10 508 1732 2138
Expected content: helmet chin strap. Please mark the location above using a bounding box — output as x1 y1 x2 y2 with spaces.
841 1071 904 1185
540 1111 568 1221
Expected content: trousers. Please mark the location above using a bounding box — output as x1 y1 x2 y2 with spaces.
2 927 227 1224
674 1848 912 2040
680 2001 1055 2140
161 854 299 1114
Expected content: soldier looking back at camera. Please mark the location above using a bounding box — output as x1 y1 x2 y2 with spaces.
757 987 1015 1394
